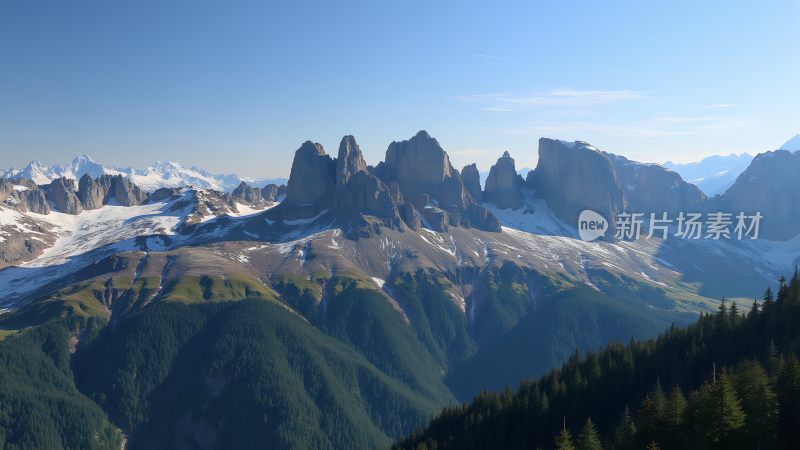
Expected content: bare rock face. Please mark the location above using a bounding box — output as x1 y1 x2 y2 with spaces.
336 135 369 187
149 187 183 202
280 141 336 211
716 149 800 239
17 187 51 214
383 131 461 207
483 151 523 210
528 139 626 226
46 177 83 214
380 131 500 232
260 184 286 203
332 135 404 230
77 174 105 210
461 163 483 203
98 174 147 206
232 181 265 206
605 153 706 215
0 179 48 213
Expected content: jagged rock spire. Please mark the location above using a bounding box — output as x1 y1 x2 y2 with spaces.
484 151 523 210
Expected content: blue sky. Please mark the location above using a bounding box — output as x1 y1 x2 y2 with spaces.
1 0 797 177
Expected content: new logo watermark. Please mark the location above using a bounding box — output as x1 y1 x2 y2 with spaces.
577 210 763 242
578 210 609 242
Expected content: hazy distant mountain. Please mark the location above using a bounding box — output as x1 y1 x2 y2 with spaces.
0 155 286 192
780 134 800 151
663 153 753 196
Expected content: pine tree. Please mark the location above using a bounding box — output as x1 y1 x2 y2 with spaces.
748 298 760 319
691 370 746 449
555 422 576 450
733 360 778 449
765 339 782 378
576 417 602 450
638 379 667 446
717 297 728 317
790 266 800 303
763 287 775 311
776 356 800 444
663 385 687 448
716 297 729 329
611 406 636 450
776 276 788 303
729 301 739 322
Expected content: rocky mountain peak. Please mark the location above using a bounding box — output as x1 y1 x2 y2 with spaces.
484 151 523 210
77 174 104 210
232 181 266 206
528 138 626 227
461 163 482 203
336 135 368 187
717 149 800 239
383 131 458 205
280 141 336 212
605 152 705 215
381 131 499 231
46 177 83 215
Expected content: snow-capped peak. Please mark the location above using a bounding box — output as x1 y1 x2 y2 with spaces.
1 156 287 192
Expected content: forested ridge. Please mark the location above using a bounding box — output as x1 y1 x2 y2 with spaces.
395 270 800 450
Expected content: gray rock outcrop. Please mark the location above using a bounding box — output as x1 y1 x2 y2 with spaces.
98 174 147 206
261 184 286 203
232 181 265 206
716 149 800 239
280 141 336 213
605 153 706 215
461 163 483 203
527 139 626 226
483 151 523 210
77 173 105 210
380 131 500 232
46 177 83 214
332 136 401 226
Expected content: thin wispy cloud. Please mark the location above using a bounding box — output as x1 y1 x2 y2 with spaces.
474 115 751 139
474 53 501 60
705 103 738 109
483 106 513 112
454 89 646 110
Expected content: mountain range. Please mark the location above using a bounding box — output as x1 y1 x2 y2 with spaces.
0 131 798 449
0 155 286 192
663 153 754 196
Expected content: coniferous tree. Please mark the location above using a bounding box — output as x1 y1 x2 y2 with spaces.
763 286 774 304
765 339 782 378
555 422 576 450
790 266 800 303
776 276 788 303
775 356 800 444
729 301 739 322
690 370 746 449
717 297 728 317
611 406 636 450
637 379 666 446
576 417 602 450
748 298 760 320
732 359 778 449
663 385 687 448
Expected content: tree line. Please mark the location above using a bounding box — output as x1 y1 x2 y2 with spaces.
394 269 800 450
